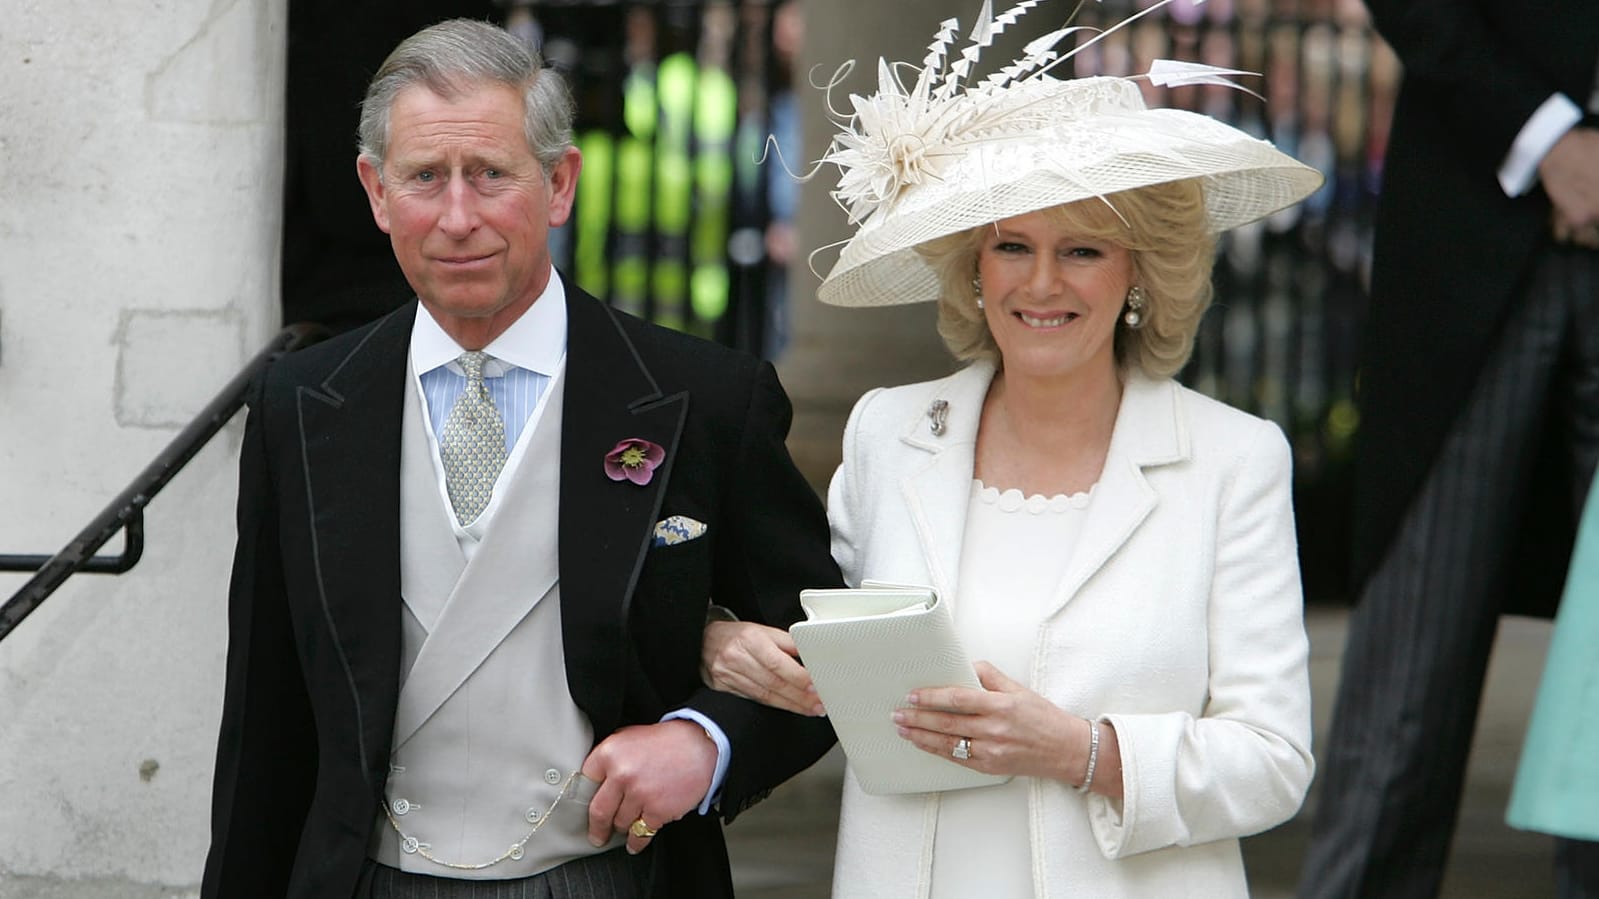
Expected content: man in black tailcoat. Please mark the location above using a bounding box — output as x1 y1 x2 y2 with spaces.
1299 1 1599 896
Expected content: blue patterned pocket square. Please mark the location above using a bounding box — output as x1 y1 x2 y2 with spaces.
653 515 708 547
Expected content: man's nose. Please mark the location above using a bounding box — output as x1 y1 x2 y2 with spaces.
437 177 479 237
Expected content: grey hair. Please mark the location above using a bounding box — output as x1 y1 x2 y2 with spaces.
357 19 574 176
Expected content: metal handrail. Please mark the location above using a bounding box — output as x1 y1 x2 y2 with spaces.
0 322 328 643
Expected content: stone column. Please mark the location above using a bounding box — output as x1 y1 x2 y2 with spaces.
0 1 286 895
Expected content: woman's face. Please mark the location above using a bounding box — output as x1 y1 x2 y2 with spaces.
976 208 1134 384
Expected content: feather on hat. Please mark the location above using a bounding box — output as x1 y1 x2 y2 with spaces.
813 0 1325 308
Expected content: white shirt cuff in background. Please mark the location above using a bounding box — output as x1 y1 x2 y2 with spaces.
1499 93 1584 197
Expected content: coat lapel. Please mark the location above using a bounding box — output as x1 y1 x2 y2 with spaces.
558 291 687 737
899 362 995 605
295 302 414 786
1042 376 1187 619
896 365 1188 620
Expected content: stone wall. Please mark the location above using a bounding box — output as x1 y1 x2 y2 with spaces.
0 1 286 894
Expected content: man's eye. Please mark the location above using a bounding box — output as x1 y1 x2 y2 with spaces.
416 171 436 183
483 169 502 179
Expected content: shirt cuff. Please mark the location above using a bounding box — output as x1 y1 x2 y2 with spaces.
1499 93 1585 197
660 709 731 815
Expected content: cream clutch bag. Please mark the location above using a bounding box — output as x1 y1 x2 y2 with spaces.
790 581 1011 795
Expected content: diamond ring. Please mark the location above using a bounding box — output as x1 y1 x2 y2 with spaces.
952 737 972 760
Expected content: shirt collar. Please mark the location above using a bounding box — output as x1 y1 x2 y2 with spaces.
409 270 570 377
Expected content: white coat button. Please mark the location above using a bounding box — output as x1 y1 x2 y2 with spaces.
525 807 542 824
509 845 525 861
392 798 411 815
401 836 420 854
543 769 561 785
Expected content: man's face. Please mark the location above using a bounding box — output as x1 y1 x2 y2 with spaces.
357 81 580 348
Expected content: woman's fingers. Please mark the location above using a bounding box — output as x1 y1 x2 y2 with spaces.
749 631 823 714
894 703 985 739
895 662 1081 780
894 721 1007 774
974 660 1025 692
702 621 823 715
906 683 997 715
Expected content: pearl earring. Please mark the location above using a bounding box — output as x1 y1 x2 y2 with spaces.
1123 286 1148 329
973 272 984 310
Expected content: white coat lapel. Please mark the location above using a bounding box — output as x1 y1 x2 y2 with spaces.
392 370 567 746
900 362 995 603
1044 376 1187 619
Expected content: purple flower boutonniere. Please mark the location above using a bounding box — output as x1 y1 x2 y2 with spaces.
604 438 665 486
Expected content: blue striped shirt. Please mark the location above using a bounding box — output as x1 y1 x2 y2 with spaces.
409 274 568 454
420 362 548 454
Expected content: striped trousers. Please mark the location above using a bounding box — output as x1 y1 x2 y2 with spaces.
1298 245 1599 898
356 848 651 899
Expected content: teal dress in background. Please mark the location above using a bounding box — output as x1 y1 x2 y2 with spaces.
1508 481 1599 840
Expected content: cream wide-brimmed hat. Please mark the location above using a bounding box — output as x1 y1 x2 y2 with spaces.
812 0 1324 308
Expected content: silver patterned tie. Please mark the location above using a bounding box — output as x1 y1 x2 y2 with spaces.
440 351 507 525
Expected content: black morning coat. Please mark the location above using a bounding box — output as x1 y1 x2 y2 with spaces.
1355 0 1599 615
201 287 841 897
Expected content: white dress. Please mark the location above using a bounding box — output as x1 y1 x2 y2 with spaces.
929 481 1093 899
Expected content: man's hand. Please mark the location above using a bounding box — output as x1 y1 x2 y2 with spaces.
581 720 718 854
1540 127 1599 248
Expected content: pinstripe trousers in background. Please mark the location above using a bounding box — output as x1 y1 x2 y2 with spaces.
356 848 650 899
1298 244 1599 899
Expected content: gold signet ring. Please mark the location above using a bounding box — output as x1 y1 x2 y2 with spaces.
629 817 659 838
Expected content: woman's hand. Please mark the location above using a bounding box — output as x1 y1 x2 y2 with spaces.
893 660 1122 797
700 620 824 716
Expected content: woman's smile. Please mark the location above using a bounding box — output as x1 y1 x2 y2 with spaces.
1015 310 1080 329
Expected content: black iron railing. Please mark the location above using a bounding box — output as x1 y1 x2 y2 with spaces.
0 322 327 643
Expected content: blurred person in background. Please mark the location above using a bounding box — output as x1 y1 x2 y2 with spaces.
1298 1 1599 897
1508 469 1599 890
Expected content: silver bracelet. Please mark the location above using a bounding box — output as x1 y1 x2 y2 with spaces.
1076 719 1100 794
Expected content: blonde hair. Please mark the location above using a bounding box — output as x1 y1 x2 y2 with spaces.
918 179 1216 379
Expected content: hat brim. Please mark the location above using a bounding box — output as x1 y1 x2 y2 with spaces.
816 105 1324 308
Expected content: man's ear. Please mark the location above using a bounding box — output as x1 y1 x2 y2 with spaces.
545 146 583 229
356 155 392 234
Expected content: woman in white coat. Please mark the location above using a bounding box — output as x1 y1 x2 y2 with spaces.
704 2 1324 895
